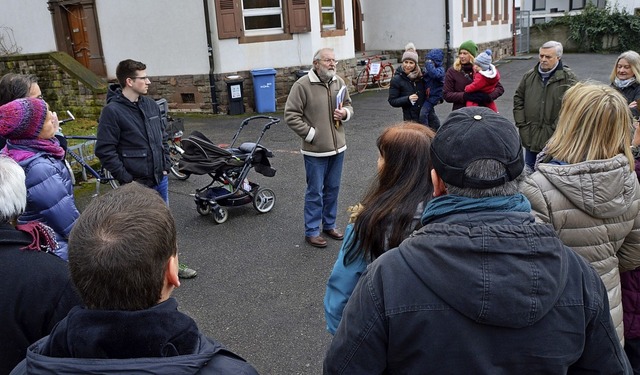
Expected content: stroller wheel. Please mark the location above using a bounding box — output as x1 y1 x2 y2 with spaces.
196 202 211 216
253 188 275 213
213 207 229 224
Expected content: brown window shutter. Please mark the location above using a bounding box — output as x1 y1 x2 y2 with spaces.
287 0 311 33
215 0 242 39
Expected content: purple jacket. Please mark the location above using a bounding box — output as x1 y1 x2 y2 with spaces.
622 158 640 339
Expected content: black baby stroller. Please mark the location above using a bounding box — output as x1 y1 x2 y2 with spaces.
179 115 278 224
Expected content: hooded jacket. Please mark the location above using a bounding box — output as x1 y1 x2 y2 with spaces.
513 61 578 152
521 155 640 344
388 68 426 122
422 49 445 107
285 69 353 157
11 298 258 375
95 83 170 187
324 196 629 374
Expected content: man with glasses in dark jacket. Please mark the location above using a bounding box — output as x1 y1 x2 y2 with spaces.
95 59 196 279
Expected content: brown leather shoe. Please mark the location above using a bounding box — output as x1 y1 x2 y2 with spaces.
305 235 328 248
323 228 344 240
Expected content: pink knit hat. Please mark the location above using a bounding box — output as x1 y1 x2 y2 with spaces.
0 97 48 140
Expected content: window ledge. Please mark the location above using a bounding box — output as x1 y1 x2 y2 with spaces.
239 33 293 44
321 29 346 38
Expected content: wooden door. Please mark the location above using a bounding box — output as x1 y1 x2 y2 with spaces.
352 0 364 52
66 5 91 68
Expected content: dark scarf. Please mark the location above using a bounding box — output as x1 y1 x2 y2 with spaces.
461 63 474 82
4 137 65 162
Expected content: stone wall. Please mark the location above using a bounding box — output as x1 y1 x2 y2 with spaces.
0 52 107 118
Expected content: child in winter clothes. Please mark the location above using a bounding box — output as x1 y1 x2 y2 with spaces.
464 49 500 112
419 49 445 130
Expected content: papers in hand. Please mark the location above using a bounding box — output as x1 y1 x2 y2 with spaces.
336 85 347 108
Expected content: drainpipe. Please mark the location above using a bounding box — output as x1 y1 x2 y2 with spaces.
444 0 452 69
202 0 219 113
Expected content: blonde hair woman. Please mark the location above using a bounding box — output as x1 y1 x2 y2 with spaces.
443 40 504 111
610 50 640 119
521 81 640 346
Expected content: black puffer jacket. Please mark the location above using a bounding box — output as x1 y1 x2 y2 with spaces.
95 84 169 187
388 69 426 122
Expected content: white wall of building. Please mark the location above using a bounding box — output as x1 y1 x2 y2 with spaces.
450 0 513 49
210 0 355 73
0 0 57 53
96 0 210 78
360 1 447 50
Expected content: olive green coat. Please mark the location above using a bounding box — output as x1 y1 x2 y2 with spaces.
513 63 578 152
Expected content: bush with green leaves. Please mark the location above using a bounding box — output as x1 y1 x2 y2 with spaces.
544 4 640 53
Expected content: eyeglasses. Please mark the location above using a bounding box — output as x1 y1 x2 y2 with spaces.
130 76 150 81
319 59 337 64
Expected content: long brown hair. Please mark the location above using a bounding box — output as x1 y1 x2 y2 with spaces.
345 122 435 263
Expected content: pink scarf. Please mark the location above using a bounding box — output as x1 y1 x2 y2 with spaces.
15 221 59 253
3 137 65 162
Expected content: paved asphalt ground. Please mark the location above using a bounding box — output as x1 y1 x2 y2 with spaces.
75 53 617 374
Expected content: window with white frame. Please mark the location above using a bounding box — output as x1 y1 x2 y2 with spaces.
321 0 336 29
242 0 284 36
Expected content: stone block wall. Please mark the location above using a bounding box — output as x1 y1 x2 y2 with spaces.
0 52 107 118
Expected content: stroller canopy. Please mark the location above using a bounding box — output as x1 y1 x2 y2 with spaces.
179 131 275 177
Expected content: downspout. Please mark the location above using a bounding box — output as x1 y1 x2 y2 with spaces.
444 0 452 69
202 0 219 113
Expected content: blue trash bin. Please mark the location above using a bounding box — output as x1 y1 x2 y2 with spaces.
251 68 277 113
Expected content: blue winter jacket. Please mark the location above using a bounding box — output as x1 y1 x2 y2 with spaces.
16 153 79 260
324 204 424 335
422 49 445 107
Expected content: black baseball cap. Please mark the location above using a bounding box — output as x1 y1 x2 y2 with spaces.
431 107 524 189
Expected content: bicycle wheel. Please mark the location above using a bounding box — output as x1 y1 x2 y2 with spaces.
378 64 394 89
169 142 189 180
356 69 369 93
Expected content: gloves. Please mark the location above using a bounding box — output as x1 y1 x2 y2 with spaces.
463 92 492 105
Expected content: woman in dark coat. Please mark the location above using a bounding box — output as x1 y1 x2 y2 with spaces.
443 40 504 111
610 50 640 119
388 49 425 122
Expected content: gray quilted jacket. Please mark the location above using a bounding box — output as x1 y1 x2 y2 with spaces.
521 154 640 344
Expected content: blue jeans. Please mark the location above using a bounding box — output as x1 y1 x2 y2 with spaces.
153 175 169 204
303 152 344 237
524 149 539 171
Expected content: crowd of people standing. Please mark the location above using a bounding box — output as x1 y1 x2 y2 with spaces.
3 40 640 374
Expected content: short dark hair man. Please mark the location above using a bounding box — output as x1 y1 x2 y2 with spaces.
95 59 196 279
323 107 630 374
12 183 258 374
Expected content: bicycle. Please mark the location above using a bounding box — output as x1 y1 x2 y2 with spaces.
59 112 119 197
165 114 189 180
355 55 395 93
